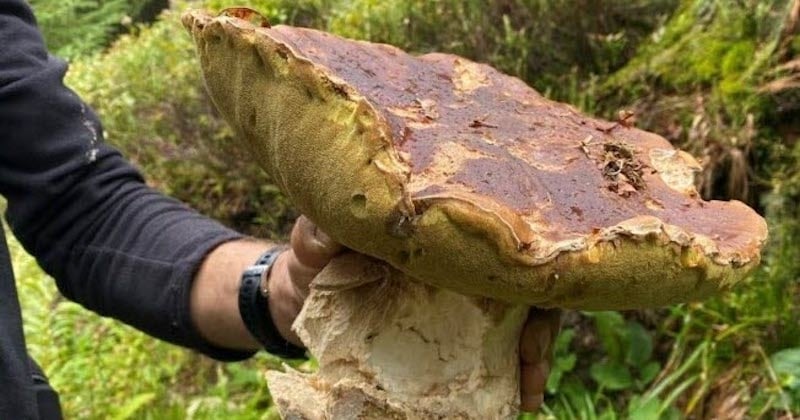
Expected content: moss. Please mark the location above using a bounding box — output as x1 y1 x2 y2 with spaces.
605 1 784 92
722 41 757 78
687 39 730 83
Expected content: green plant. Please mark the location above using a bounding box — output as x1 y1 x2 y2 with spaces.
599 0 798 204
29 0 130 60
587 312 660 393
546 328 578 395
28 0 171 60
538 312 695 419
767 348 800 413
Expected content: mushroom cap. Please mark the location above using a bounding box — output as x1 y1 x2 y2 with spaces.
183 11 768 309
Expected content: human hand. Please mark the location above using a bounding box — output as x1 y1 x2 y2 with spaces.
267 215 343 346
519 308 562 411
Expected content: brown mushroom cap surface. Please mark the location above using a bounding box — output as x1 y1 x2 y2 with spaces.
183 11 768 309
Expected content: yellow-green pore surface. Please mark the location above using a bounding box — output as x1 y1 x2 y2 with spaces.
182 11 768 309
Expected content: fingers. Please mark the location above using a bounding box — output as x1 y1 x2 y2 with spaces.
519 308 562 412
520 361 548 410
285 216 344 298
289 215 343 269
520 308 561 363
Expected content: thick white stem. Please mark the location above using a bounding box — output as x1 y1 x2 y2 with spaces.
267 253 529 419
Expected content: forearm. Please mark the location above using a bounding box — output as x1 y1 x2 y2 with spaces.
1 0 258 359
26 182 254 359
1 0 308 359
191 239 267 351
190 239 304 351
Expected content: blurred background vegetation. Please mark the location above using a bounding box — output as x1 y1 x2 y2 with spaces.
11 0 800 418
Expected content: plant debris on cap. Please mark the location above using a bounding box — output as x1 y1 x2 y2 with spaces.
183 10 768 309
600 141 647 197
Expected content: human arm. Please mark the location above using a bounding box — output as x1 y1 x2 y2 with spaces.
1 0 269 359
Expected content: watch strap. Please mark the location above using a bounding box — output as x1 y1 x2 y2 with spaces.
238 246 306 358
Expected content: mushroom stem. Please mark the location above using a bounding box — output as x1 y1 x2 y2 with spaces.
267 253 529 419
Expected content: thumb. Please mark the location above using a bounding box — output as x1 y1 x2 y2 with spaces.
286 216 343 297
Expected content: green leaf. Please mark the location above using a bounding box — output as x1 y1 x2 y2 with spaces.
625 321 653 368
546 328 578 394
554 328 576 354
770 347 800 390
545 367 564 394
628 395 661 420
556 353 578 372
590 311 625 361
559 376 592 414
590 361 634 391
662 405 683 420
546 352 576 393
639 361 661 385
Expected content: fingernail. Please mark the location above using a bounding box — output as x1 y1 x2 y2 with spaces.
315 227 332 244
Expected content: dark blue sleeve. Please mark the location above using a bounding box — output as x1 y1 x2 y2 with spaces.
0 0 253 361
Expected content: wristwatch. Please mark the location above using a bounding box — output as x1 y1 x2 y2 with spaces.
238 246 306 358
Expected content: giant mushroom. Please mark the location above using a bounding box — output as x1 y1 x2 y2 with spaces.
183 10 768 419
